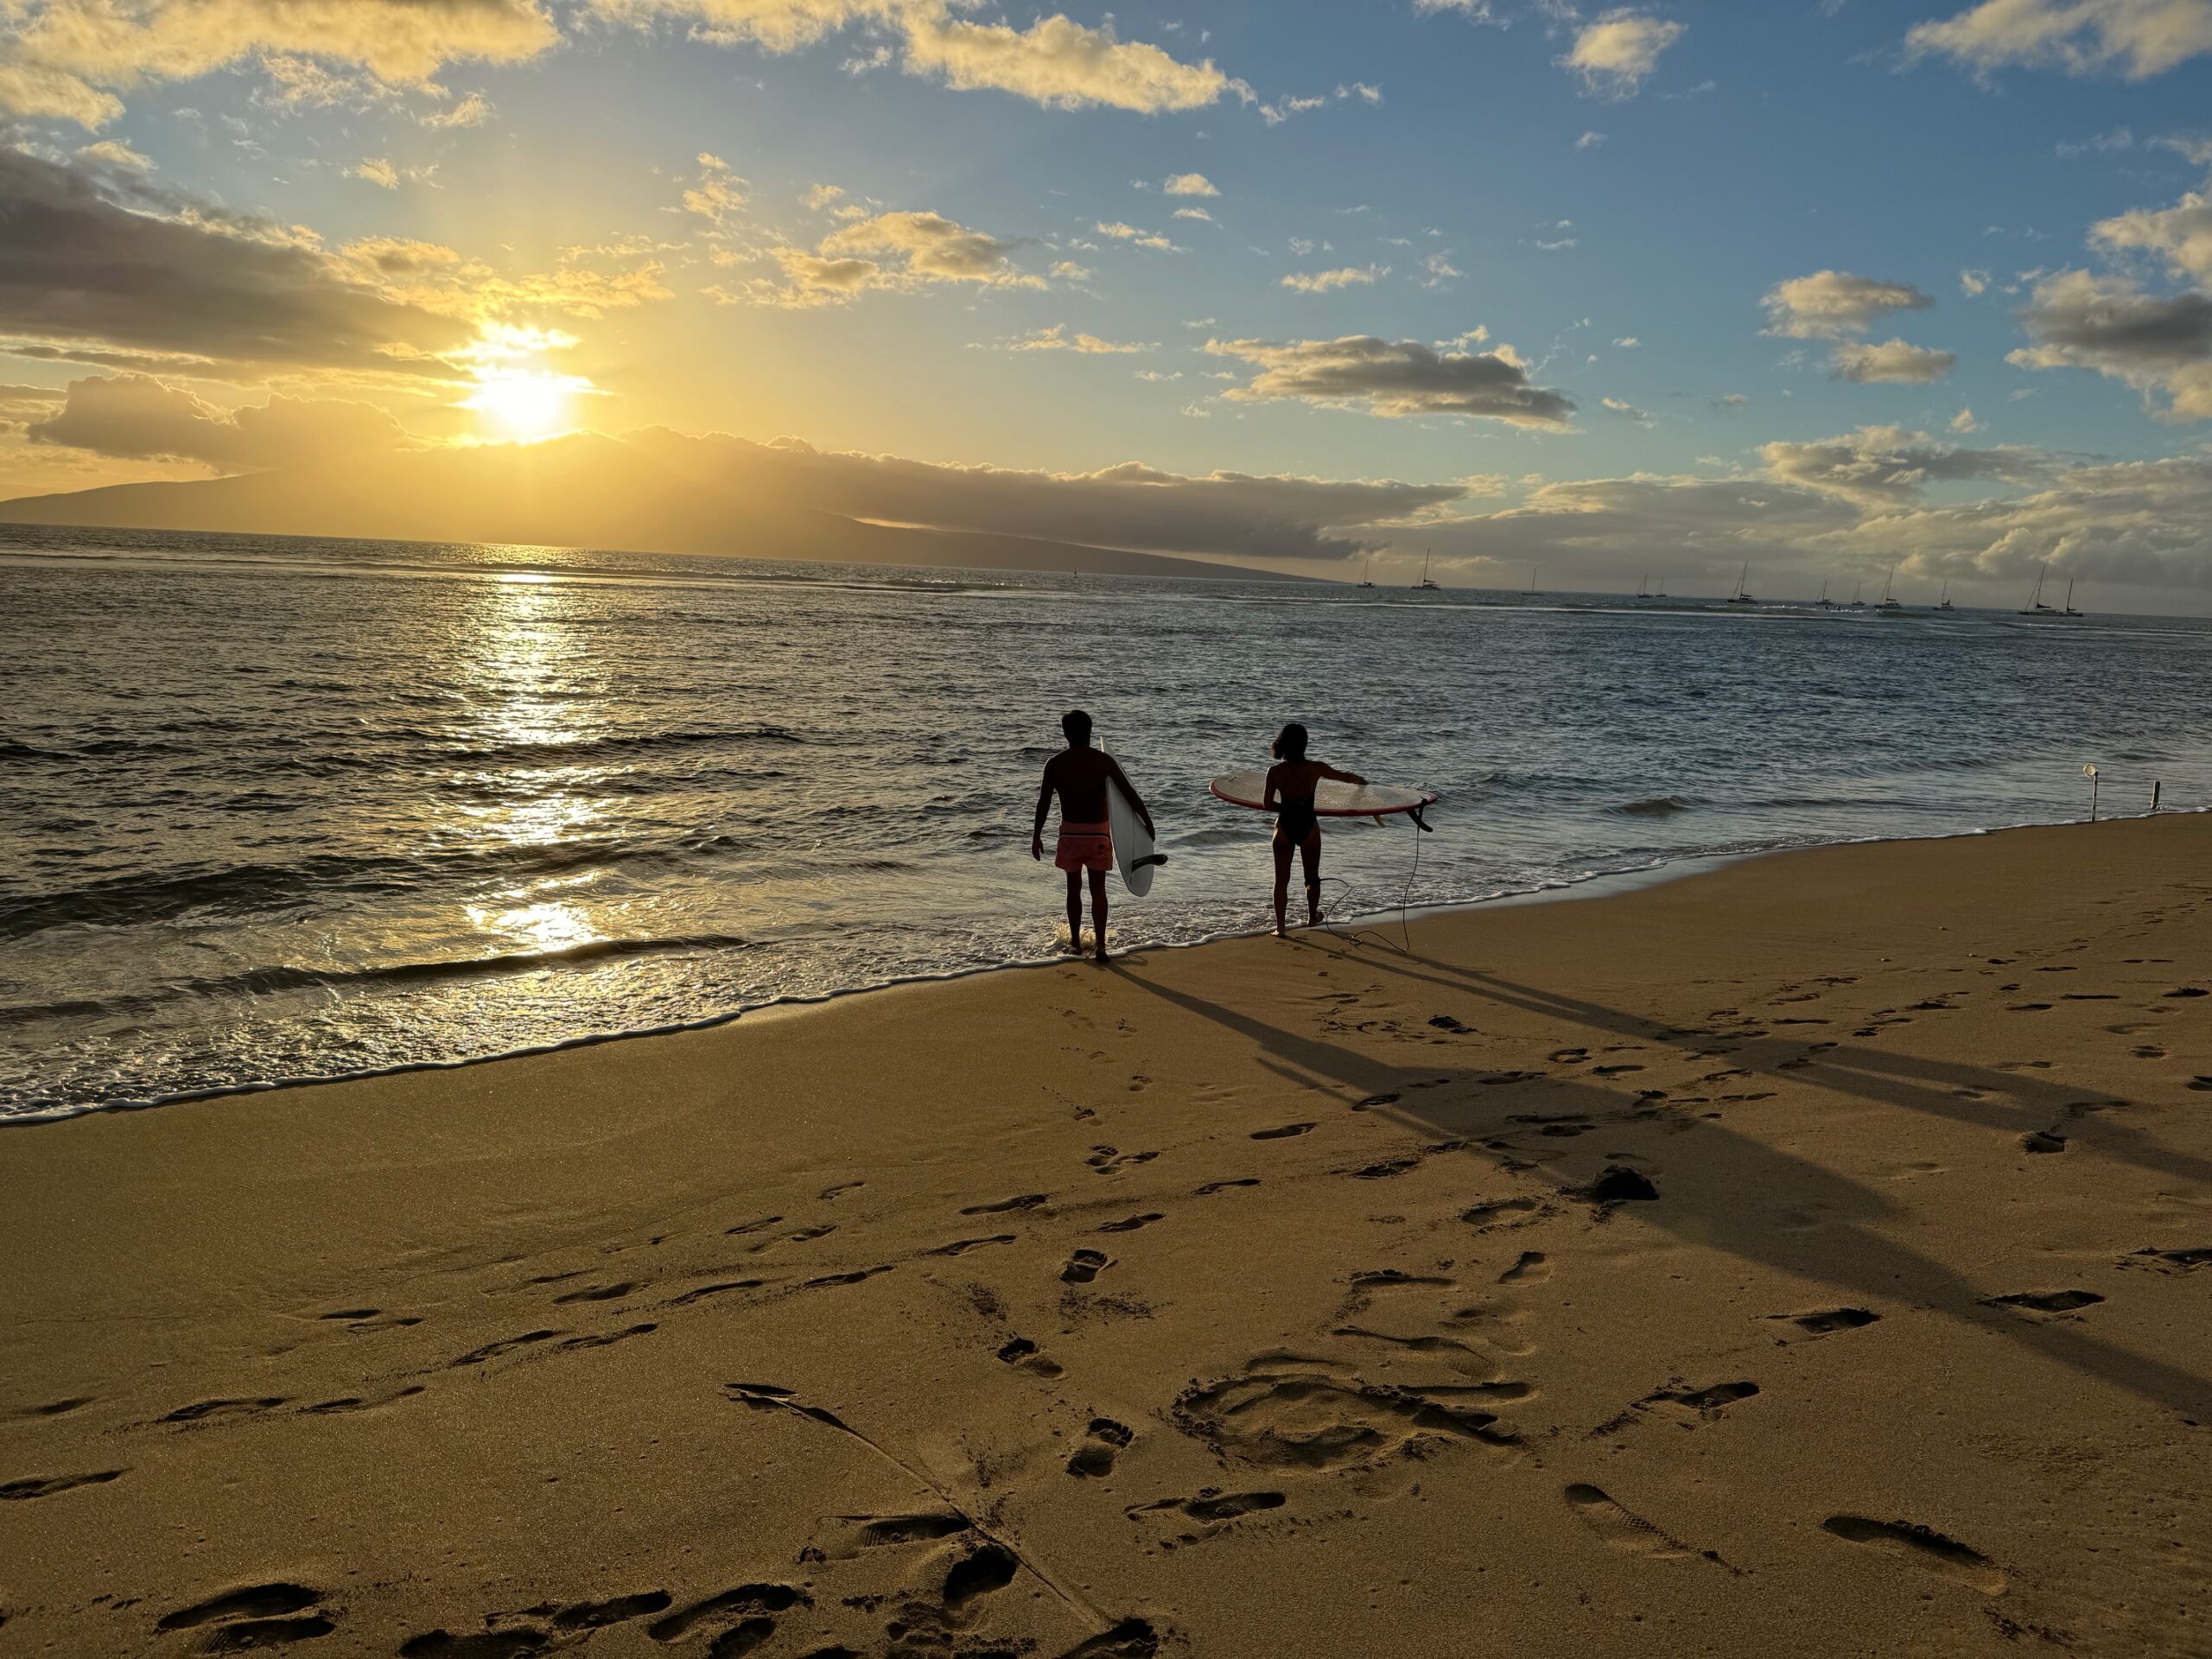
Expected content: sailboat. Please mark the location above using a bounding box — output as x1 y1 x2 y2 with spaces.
2018 563 2058 616
1936 580 1955 613
1875 561 1904 613
1637 574 1650 599
2061 578 2082 618
1847 580 1866 610
1814 578 1832 609
1523 563 1539 600
1725 561 1758 605
1357 556 1374 589
1412 553 1440 592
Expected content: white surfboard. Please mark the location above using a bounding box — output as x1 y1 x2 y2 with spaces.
1107 775 1166 897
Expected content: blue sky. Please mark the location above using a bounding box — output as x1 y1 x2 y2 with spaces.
3 0 2212 603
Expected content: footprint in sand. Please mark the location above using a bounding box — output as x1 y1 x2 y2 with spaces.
2020 1130 2068 1154
667 1277 767 1306
944 1542 1020 1616
551 1591 671 1630
644 1585 808 1648
1821 1516 2005 1593
2190 1077 2212 1093
1773 1307 1880 1338
1086 1147 1160 1175
1097 1213 1163 1233
1984 1288 2103 1314
161 1397 289 1425
0 1469 124 1501
300 1386 424 1416
1460 1197 1547 1231
1195 1179 1261 1195
559 1322 657 1351
1250 1122 1314 1141
451 1332 561 1367
723 1215 785 1236
995 1337 1065 1378
924 1235 1015 1258
1498 1252 1550 1285
1067 1417 1135 1477
1061 1249 1111 1285
1563 1484 1694 1558
158 1584 326 1636
553 1281 634 1304
962 1194 1048 1216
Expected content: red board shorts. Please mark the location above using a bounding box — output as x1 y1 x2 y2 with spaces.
1055 819 1113 874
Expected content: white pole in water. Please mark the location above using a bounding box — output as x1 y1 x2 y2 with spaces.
2082 763 2099 823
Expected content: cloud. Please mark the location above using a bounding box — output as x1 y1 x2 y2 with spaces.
2152 133 2212 166
1004 324 1152 353
1281 265 1387 293
2094 188 2212 283
737 208 1047 304
26 372 411 468
1952 406 1982 432
0 146 472 377
353 156 399 189
682 153 747 231
1906 0 2212 80
422 90 494 128
1614 334 1641 347
1830 337 1957 382
596 0 1235 112
1961 266 1992 296
1575 129 1606 149
1561 10 1686 98
1173 207 1212 221
1759 423 2052 505
2010 267 2212 419
74 137 151 171
0 0 559 128
1093 220 1179 251
620 428 1469 562
1763 270 1936 339
1205 334 1576 427
1163 172 1218 196
1421 252 1461 287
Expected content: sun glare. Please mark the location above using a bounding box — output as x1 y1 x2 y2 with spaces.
459 323 595 442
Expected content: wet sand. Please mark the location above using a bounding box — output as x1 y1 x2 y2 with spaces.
2 815 2209 1656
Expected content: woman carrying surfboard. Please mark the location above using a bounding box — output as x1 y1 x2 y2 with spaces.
1262 722 1366 937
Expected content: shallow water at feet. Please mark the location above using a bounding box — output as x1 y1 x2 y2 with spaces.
6 524 2210 1116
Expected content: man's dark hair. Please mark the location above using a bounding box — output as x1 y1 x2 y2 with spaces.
1062 709 1093 744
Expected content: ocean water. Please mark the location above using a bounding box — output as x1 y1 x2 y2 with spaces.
7 523 2210 1118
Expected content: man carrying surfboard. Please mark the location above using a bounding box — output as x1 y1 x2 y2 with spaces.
1032 709 1153 961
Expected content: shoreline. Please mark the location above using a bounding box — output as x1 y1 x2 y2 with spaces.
2 812 2208 1655
13 805 2190 1126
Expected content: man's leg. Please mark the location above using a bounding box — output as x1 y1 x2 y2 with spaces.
1089 867 1110 960
1065 868 1084 953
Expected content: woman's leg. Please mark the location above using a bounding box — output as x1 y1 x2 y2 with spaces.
1271 829 1294 936
1300 830 1323 925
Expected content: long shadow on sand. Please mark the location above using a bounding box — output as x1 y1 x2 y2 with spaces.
1116 945 2212 1424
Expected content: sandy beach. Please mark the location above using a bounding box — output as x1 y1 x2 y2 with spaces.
3 815 2208 1657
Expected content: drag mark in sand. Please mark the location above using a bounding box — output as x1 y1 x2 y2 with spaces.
1171 1354 1516 1472
1821 1516 2007 1593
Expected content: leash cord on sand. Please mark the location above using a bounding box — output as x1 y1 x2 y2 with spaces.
724 1382 1113 1632
1313 806 1426 954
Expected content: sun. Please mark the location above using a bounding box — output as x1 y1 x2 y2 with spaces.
458 324 594 442
463 365 577 441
